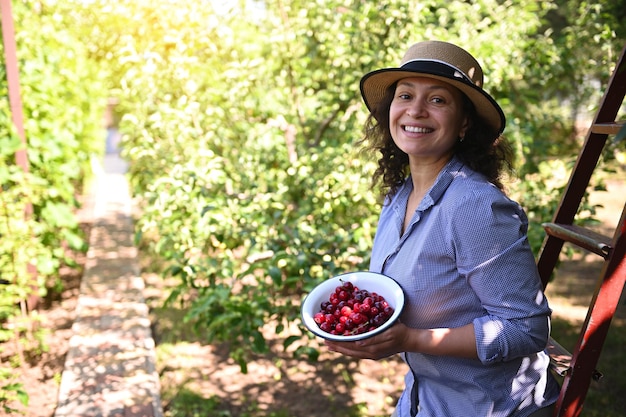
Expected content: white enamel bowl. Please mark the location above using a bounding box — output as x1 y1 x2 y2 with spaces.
301 271 405 342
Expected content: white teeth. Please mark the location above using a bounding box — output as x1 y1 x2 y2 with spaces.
404 125 433 133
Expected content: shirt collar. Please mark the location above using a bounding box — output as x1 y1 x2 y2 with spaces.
389 156 467 226
420 156 465 209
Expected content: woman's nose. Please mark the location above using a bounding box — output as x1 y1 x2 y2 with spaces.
406 101 427 118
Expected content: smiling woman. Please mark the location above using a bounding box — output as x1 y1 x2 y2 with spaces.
324 40 560 417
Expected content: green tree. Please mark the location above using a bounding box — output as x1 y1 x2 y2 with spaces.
3 0 624 412
18 0 623 376
1 0 107 409
40 0 626 373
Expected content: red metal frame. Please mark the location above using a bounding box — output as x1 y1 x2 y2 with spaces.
554 209 626 416
536 44 626 417
538 45 626 288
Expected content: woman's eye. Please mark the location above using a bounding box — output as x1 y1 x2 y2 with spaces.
398 93 411 100
431 96 445 104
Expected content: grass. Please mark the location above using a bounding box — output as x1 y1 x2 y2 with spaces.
161 387 293 417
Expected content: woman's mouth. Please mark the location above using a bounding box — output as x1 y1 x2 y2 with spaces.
403 125 433 133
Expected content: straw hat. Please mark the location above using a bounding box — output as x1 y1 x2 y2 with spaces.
360 40 505 135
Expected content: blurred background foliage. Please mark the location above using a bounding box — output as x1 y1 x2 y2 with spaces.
64 0 625 365
1 0 625 408
1 1 107 411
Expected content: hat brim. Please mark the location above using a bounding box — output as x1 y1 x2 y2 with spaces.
360 66 505 135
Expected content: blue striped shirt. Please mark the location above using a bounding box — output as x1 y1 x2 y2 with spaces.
370 157 560 417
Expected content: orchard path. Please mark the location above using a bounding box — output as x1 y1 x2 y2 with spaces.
53 153 163 417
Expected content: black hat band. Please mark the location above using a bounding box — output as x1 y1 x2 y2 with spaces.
400 60 475 87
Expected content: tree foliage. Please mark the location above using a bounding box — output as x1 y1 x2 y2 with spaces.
1 0 624 408
0 0 107 410
62 0 624 369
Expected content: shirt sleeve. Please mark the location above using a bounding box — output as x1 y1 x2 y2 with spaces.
448 190 552 364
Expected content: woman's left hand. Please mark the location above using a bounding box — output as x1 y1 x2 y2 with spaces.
324 320 478 360
324 322 410 360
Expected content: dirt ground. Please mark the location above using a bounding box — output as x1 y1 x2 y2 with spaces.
2 177 625 417
144 272 408 417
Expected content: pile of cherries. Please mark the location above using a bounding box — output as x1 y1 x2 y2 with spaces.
313 280 395 336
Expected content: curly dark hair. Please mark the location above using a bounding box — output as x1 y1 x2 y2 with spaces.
360 82 515 199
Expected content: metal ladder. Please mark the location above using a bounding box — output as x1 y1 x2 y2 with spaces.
537 43 626 417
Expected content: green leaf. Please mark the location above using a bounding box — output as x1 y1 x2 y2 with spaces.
283 335 300 349
268 266 282 285
40 202 77 228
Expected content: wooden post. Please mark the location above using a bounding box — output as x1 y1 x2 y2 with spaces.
1 0 28 172
1 0 38 310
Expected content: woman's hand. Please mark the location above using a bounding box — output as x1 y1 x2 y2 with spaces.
324 321 479 360
324 322 410 360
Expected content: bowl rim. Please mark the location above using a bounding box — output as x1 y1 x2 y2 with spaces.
300 271 405 342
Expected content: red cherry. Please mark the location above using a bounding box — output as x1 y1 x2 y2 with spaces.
313 283 395 335
344 318 355 330
378 314 388 325
359 303 370 315
350 312 366 325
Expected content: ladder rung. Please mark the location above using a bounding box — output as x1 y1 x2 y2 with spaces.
542 223 613 259
547 337 573 377
547 337 603 381
590 121 625 135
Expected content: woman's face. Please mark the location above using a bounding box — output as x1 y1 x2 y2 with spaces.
389 77 469 164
